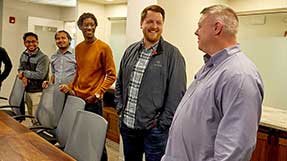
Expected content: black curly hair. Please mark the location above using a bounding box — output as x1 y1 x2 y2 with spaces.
77 12 98 28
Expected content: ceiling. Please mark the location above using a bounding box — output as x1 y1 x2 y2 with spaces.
81 0 127 5
19 0 76 7
19 0 127 7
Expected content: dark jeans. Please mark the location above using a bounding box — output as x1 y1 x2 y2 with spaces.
85 100 108 161
120 123 169 161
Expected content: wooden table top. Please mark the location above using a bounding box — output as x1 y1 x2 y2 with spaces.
0 111 76 161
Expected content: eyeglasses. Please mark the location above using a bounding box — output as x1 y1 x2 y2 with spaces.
25 40 37 44
82 23 96 28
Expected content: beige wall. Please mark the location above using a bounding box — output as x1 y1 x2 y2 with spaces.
158 0 228 84
228 0 287 12
77 1 106 43
237 13 287 109
0 0 75 97
106 4 127 18
157 0 286 84
76 2 127 44
125 0 157 45
0 0 3 44
60 7 77 22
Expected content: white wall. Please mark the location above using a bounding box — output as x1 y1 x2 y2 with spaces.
158 0 228 84
228 0 287 12
77 2 105 43
77 2 127 45
105 4 127 48
0 0 75 97
105 4 127 18
60 7 77 22
237 13 287 109
125 0 157 45
157 0 285 84
0 0 3 44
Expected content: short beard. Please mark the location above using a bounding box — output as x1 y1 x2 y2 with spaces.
58 46 69 50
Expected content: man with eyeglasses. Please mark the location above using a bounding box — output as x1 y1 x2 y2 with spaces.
18 32 49 116
59 13 116 161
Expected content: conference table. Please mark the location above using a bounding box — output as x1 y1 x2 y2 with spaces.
0 111 76 161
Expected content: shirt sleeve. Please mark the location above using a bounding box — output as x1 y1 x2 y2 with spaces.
115 52 125 114
0 48 12 82
213 74 263 161
50 55 56 74
97 45 116 96
158 48 187 130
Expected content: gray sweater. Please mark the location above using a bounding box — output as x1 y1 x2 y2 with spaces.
18 48 49 92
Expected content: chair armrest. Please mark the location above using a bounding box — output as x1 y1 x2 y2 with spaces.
13 115 35 122
30 126 55 135
0 96 8 100
0 105 20 109
13 115 35 119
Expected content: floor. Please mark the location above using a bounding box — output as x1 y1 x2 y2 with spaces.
106 139 120 161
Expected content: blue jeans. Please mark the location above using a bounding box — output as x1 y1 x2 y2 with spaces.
120 123 169 161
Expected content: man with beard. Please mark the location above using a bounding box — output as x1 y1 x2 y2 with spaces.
59 12 116 161
115 5 186 161
42 30 76 88
18 32 49 116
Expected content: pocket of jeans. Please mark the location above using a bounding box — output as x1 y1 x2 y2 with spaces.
150 126 168 136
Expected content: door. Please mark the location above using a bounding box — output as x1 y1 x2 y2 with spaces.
28 16 64 58
109 19 126 70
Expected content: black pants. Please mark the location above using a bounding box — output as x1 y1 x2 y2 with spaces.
85 101 108 161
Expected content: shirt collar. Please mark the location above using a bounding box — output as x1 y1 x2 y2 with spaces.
203 44 241 68
57 47 73 55
25 48 39 56
139 39 159 56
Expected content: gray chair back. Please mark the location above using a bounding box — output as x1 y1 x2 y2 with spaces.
56 95 85 148
10 76 25 115
64 110 108 161
35 84 66 128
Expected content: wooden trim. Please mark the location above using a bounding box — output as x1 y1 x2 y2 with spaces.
237 8 287 16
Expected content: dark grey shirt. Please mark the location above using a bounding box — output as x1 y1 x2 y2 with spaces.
162 45 264 161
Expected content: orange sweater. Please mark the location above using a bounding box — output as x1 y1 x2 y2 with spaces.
69 39 116 100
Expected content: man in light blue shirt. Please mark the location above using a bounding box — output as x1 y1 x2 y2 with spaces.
161 5 264 161
43 30 76 88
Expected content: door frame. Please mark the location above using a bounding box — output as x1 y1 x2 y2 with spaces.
28 16 64 32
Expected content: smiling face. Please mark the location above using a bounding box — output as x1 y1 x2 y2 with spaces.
55 32 70 51
141 10 163 46
80 18 96 41
24 35 38 53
